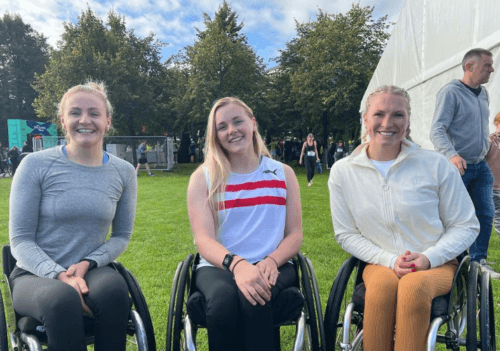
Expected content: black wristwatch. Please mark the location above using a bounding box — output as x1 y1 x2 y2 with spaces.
83 259 97 271
222 253 235 271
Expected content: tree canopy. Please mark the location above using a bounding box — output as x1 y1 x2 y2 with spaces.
275 4 390 144
179 1 269 135
33 8 165 136
0 13 49 145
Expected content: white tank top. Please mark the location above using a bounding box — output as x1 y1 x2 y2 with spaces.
198 157 287 268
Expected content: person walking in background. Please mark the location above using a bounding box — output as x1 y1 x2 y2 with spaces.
189 139 196 163
485 111 500 279
135 140 155 176
21 141 33 153
8 145 20 176
299 133 320 187
334 140 346 162
430 48 498 277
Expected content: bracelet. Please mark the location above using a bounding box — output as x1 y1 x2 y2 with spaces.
231 259 246 274
265 256 278 268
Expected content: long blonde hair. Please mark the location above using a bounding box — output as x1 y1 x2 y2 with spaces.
203 97 270 219
361 85 411 143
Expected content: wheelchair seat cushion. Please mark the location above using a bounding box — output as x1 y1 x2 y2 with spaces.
352 283 450 319
187 286 305 328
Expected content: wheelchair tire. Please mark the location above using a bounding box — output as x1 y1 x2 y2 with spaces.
466 261 480 351
306 256 326 351
166 260 184 351
112 262 156 351
166 254 194 351
0 290 8 351
324 256 362 351
479 272 496 351
297 253 320 351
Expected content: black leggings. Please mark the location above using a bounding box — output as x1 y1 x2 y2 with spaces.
305 156 315 182
194 263 296 351
11 266 130 351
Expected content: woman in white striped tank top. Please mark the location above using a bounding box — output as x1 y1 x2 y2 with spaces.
187 97 303 351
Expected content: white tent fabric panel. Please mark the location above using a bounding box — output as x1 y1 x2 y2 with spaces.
360 0 500 150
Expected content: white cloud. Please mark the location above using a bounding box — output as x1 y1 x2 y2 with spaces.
0 0 405 63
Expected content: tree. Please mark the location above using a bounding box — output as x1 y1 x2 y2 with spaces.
0 13 49 145
180 1 269 134
275 4 390 144
33 8 165 137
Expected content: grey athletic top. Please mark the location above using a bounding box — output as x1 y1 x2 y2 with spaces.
430 79 490 164
9 146 137 279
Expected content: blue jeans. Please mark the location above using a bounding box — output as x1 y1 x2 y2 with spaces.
461 161 494 261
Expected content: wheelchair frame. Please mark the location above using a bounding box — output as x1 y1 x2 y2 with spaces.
324 255 496 351
0 245 156 351
165 252 326 351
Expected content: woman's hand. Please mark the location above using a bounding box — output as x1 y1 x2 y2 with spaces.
399 251 431 271
393 250 412 277
256 257 279 286
66 261 90 279
58 261 93 316
233 261 272 306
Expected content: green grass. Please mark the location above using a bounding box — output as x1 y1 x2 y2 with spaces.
1 163 499 350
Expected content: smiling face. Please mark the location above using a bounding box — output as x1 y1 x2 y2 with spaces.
215 103 257 157
363 92 409 160
60 91 111 150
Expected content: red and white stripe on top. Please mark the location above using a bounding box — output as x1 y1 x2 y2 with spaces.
198 157 287 268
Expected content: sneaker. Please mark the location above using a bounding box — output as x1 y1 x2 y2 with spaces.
148 173 156 176
480 259 500 280
308 181 312 187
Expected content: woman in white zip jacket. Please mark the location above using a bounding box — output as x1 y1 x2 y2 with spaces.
328 85 479 351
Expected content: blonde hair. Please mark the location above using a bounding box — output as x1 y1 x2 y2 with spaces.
361 85 411 143
202 97 270 220
58 81 113 118
494 111 500 126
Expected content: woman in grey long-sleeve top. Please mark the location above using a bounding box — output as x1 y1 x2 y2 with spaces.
8 82 137 351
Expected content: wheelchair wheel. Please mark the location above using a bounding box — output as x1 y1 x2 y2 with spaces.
466 261 480 351
0 290 8 351
479 272 496 351
297 253 321 351
305 256 326 351
324 257 363 351
166 254 194 351
112 262 156 351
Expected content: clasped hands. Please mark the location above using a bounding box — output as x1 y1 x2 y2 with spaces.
393 250 430 278
233 256 279 306
57 260 93 317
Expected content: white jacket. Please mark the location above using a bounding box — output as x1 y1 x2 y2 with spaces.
328 140 479 269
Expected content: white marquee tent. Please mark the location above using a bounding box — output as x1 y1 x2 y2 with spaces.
360 0 500 149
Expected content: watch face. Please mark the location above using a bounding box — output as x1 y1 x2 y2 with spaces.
223 254 234 270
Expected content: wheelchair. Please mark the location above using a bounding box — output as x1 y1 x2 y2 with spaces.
0 245 156 351
166 252 326 351
323 254 496 351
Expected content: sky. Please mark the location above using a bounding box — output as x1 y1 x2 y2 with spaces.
1 0 406 69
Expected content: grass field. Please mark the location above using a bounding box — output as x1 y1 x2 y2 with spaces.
0 163 499 350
